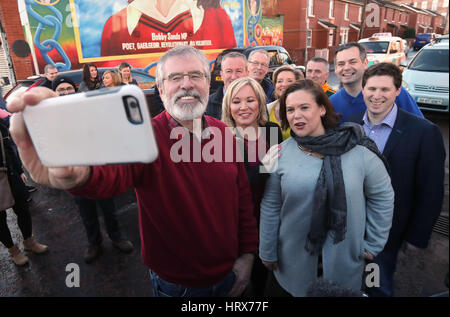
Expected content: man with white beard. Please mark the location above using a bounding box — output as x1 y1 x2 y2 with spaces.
7 46 258 297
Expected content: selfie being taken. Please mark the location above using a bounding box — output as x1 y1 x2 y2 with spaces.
0 0 448 308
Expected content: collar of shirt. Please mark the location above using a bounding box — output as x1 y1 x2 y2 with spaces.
341 89 364 105
363 104 398 129
165 111 212 141
127 0 204 35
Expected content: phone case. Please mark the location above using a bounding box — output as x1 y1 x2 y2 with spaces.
23 85 158 167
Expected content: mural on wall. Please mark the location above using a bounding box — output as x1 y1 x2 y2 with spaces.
20 0 283 77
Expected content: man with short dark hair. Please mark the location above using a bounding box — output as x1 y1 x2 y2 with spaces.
330 42 423 122
247 49 275 103
206 52 248 119
39 64 59 89
52 75 135 263
306 57 336 97
346 63 445 297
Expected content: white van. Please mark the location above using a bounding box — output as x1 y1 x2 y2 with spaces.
358 33 406 67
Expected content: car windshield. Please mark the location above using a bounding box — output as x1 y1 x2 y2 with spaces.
409 49 449 72
360 41 390 54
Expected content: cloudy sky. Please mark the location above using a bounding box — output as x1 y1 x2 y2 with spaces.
76 0 128 57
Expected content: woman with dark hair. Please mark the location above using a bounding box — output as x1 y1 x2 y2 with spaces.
78 63 102 92
259 79 395 296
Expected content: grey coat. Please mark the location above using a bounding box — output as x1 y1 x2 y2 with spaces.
259 138 394 296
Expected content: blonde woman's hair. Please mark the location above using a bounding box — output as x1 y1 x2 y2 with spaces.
118 62 133 83
221 77 268 128
103 70 122 87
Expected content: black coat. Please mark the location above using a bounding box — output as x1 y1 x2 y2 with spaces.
205 85 224 120
0 119 28 203
347 108 446 251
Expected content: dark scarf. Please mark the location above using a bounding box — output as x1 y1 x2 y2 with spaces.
88 77 102 90
290 122 388 255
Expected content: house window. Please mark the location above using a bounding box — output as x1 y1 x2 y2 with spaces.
328 29 334 47
414 1 418 7
431 0 438 10
421 1 428 9
307 30 312 47
329 0 334 18
308 0 314 17
340 28 349 45
345 4 349 20
444 0 449 8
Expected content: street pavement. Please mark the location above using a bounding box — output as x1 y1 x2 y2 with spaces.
0 50 448 297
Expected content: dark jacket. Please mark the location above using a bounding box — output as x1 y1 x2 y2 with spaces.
39 78 53 89
205 85 224 120
260 77 275 104
347 108 445 251
236 121 282 223
0 119 28 204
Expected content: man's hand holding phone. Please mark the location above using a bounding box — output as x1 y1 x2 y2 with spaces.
7 87 91 190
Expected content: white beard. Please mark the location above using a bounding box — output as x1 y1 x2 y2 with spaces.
163 89 207 121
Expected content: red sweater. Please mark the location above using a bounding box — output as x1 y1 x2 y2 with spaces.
69 111 258 287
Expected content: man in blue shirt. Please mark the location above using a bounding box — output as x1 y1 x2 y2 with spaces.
346 63 445 297
330 43 423 122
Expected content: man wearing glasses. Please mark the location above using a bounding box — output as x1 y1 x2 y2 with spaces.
247 49 275 103
9 46 257 297
52 76 135 263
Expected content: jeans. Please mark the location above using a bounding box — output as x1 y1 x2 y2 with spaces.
366 248 399 297
150 270 236 297
74 197 123 245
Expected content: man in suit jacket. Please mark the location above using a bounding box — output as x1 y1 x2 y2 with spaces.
346 63 446 297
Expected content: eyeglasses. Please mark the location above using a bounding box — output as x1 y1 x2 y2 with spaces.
163 71 206 83
248 60 269 68
56 87 75 94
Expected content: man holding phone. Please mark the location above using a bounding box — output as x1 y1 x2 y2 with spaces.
7 46 257 297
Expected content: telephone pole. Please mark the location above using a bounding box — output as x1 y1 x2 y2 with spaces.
359 0 369 40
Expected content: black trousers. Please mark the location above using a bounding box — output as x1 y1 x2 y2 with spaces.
73 197 123 246
0 200 32 249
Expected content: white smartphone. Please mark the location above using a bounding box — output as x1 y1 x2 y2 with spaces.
23 85 158 167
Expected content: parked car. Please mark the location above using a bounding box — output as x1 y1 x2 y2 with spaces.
401 42 449 113
413 33 436 51
4 67 162 117
358 35 406 67
434 34 449 43
209 45 303 93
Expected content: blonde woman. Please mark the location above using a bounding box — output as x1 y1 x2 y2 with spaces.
222 77 282 296
267 65 304 141
102 70 122 88
118 62 138 85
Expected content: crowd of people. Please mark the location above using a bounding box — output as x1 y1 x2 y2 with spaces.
1 43 446 298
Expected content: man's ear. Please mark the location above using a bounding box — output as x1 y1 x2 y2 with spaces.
363 58 369 69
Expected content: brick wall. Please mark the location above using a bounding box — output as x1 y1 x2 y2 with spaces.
0 1 34 81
